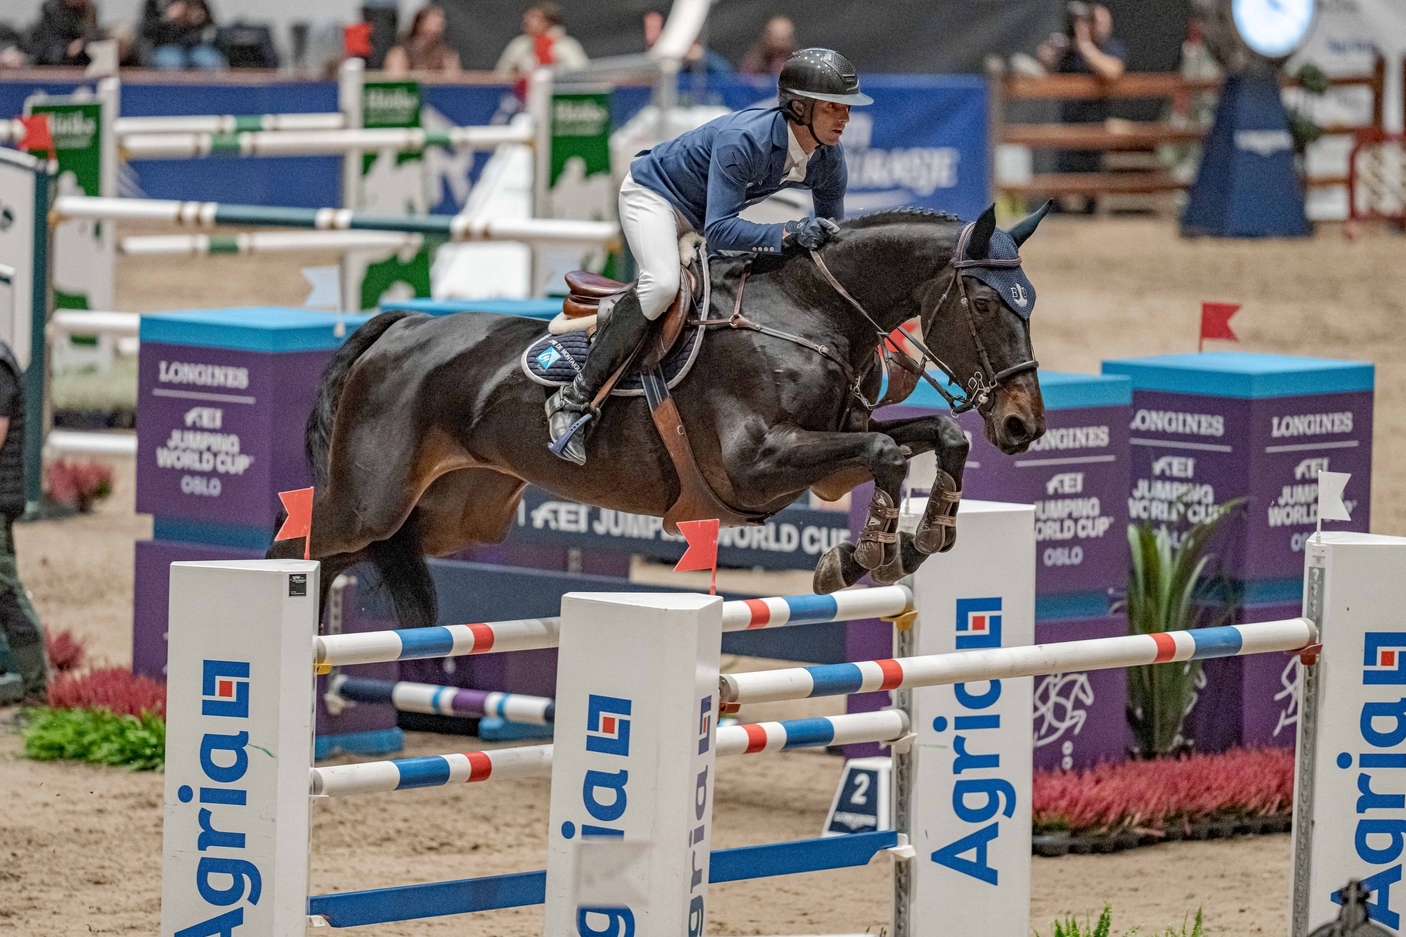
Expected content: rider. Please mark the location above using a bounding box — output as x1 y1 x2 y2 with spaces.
546 47 873 465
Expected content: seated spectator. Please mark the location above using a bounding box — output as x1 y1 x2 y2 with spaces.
494 3 587 85
26 0 99 66
143 0 223 70
384 4 460 76
1036 2 1126 212
738 15 794 76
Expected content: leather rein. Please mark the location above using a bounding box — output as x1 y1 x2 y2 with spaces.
690 221 1039 415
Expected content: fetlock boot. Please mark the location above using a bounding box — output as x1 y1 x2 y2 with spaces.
547 288 652 465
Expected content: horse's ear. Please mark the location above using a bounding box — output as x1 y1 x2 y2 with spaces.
968 204 997 258
1008 199 1053 247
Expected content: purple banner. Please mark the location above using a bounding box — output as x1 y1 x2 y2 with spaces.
877 402 1130 596
1126 390 1372 581
136 341 331 529
1032 615 1128 770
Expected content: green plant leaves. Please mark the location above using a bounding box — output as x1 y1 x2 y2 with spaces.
20 706 166 771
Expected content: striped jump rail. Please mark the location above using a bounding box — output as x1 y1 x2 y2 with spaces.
314 585 912 669
329 674 555 725
113 112 347 136
119 231 422 256
309 709 910 797
719 618 1317 704
51 196 619 247
120 124 533 160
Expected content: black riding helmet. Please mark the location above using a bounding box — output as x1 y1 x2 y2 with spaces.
777 48 874 127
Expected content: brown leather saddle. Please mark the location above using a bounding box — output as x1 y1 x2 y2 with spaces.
561 263 766 533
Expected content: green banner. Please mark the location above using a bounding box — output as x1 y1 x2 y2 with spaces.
549 92 611 187
362 81 422 173
27 101 101 197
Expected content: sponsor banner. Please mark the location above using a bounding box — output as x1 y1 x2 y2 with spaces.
160 561 317 937
1295 534 1406 935
0 151 41 368
716 74 989 221
1122 389 1373 581
508 486 852 571
907 500 1033 935
546 593 722 937
1031 615 1127 771
136 342 327 529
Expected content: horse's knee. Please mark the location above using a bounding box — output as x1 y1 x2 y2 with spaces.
868 436 908 491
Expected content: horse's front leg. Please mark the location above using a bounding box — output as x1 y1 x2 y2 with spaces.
871 414 969 555
729 424 909 592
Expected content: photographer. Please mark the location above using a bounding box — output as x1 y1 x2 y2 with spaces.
1037 3 1127 211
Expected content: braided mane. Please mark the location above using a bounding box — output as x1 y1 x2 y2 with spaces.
839 207 963 230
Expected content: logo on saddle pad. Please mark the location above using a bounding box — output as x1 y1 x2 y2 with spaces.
535 346 562 370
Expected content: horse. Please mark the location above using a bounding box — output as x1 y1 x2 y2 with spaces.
270 203 1050 628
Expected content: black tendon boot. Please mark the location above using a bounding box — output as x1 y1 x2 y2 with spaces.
547 287 652 465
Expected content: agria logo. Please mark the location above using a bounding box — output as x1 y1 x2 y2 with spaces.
586 694 631 755
956 597 1002 650
202 660 249 718
569 694 635 937
1364 634 1406 684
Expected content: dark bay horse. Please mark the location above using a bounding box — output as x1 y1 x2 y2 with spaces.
271 204 1049 628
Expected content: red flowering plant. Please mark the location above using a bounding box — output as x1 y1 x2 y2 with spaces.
44 459 114 513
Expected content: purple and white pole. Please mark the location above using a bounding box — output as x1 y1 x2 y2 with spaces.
329 674 554 725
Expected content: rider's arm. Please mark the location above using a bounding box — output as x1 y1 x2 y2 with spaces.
703 131 786 254
810 146 848 222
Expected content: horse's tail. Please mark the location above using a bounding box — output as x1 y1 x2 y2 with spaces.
303 310 439 631
305 310 409 489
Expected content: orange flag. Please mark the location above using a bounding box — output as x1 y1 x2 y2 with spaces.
674 518 720 595
1199 302 1240 352
275 487 314 561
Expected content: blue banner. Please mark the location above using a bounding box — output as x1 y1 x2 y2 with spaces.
0 75 988 217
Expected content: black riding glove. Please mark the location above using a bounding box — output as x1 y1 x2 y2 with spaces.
782 217 840 251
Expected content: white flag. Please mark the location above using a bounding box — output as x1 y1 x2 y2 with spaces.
1317 471 1352 522
302 266 342 310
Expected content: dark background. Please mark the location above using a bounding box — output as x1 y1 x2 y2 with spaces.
441 0 1194 75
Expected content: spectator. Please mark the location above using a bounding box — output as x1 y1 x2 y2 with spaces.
738 15 794 76
384 4 460 76
143 0 223 69
26 0 99 66
494 3 587 85
1036 2 1126 212
0 339 47 706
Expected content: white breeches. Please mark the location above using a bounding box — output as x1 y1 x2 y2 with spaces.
619 171 692 321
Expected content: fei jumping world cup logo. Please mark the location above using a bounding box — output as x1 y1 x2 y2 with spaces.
955 597 1003 650
201 660 249 718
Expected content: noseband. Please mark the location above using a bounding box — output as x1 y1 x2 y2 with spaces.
808 220 1039 414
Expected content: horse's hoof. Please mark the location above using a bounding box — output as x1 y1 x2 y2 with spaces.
937 530 958 553
814 542 864 594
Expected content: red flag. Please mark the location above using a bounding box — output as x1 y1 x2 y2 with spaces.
674 518 720 595
275 487 314 561
18 115 52 157
343 23 372 58
1199 302 1240 352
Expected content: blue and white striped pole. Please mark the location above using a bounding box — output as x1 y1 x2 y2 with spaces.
314 585 913 669
719 618 1318 705
308 710 910 797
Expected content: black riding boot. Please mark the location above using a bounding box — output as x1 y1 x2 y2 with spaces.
546 288 652 465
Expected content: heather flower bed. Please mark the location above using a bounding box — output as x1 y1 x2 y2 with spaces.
14 634 168 772
1032 748 1295 855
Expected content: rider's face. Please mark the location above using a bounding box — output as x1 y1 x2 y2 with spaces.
811 101 850 146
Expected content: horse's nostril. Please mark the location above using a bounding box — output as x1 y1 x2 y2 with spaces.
1004 415 1029 442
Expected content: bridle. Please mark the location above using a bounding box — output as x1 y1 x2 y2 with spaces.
808 220 1039 414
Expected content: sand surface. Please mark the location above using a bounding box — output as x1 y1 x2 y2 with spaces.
4 217 1404 936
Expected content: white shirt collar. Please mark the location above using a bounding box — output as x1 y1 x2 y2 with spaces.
783 122 810 183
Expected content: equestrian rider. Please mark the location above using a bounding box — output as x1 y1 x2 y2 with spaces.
546 47 873 465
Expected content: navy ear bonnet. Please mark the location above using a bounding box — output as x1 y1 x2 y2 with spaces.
961 227 1036 319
